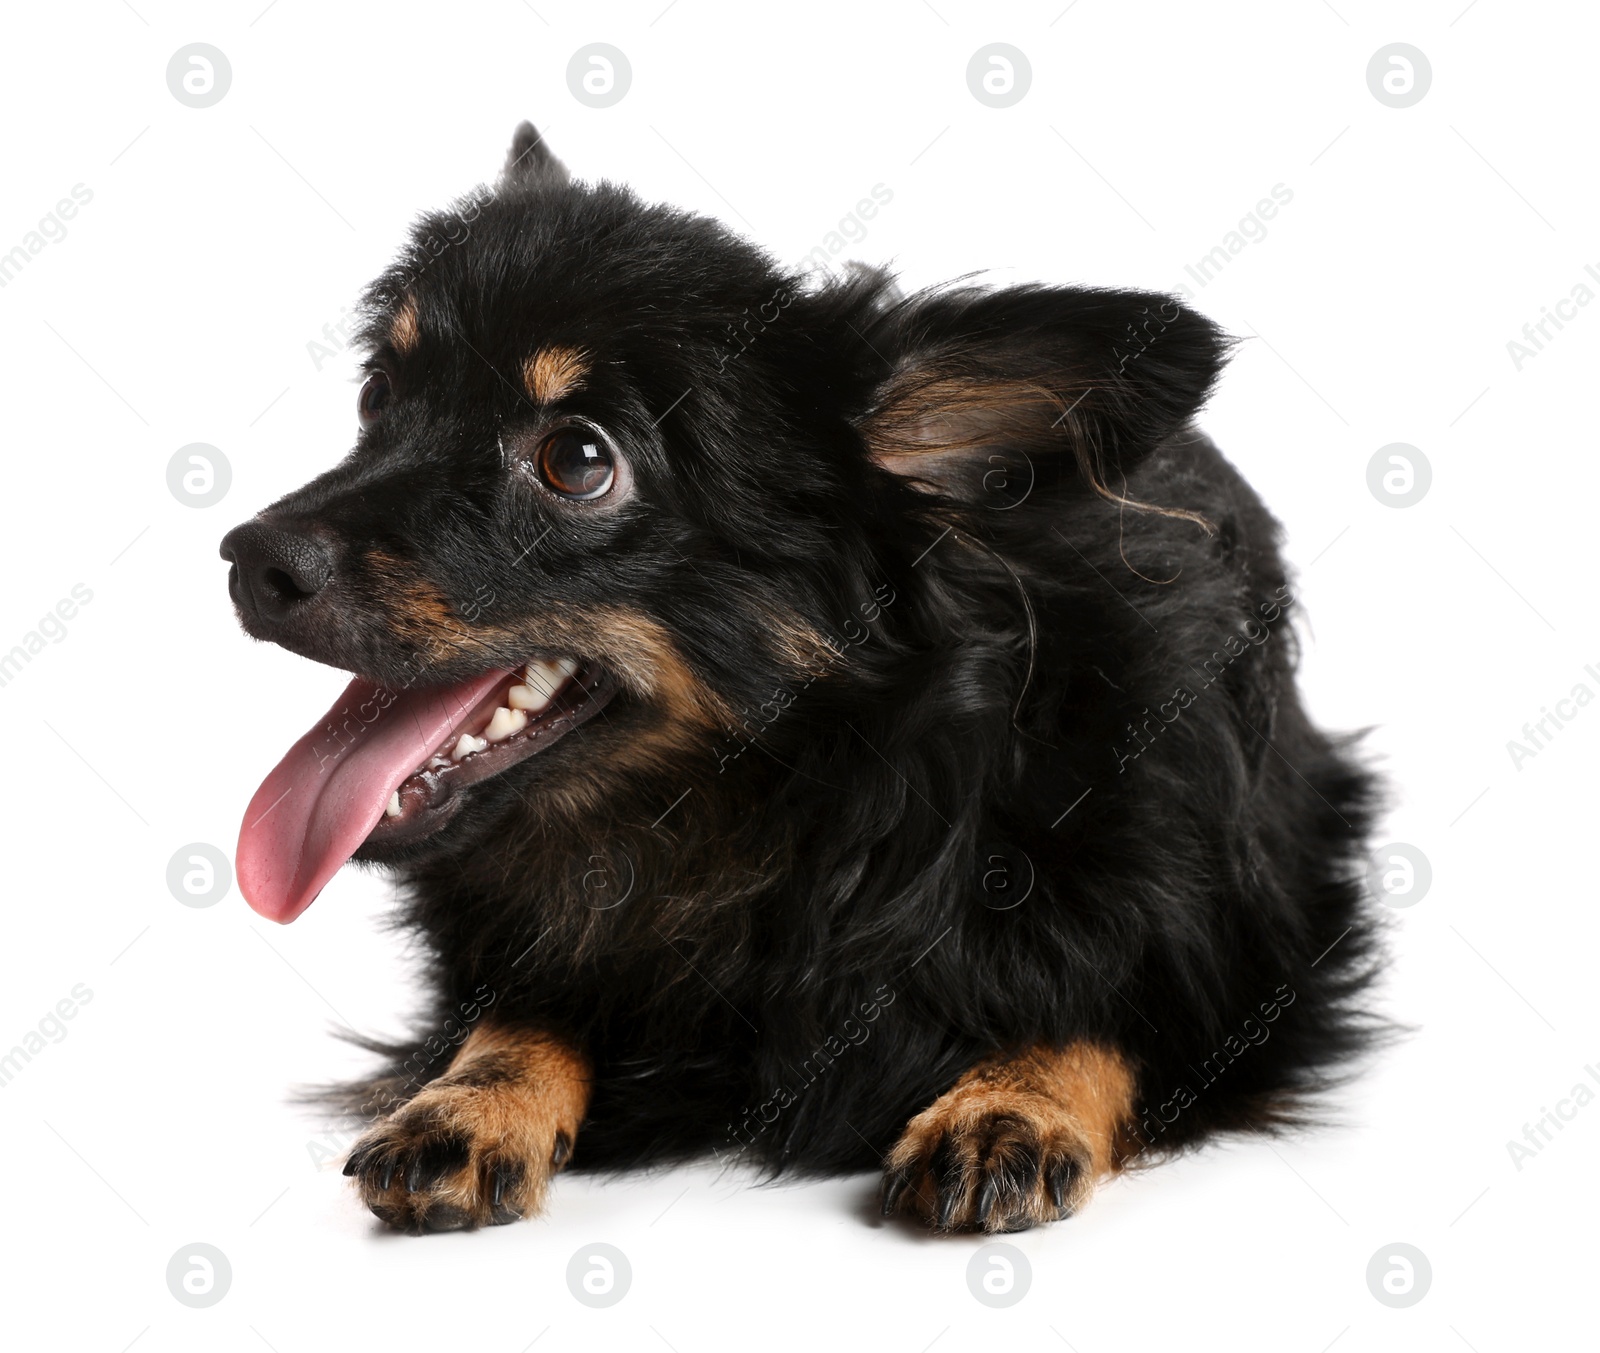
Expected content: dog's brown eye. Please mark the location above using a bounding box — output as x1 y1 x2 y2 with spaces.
537 427 615 500
358 372 392 428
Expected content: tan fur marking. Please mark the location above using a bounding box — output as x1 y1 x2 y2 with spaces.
865 374 1073 469
884 1041 1136 1232
349 1026 591 1231
355 568 740 819
367 542 824 714
359 549 834 824
522 345 589 403
391 297 420 353
586 606 728 727
362 565 735 738
364 549 468 655
513 607 737 822
863 366 1213 531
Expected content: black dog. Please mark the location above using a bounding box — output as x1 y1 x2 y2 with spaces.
221 123 1382 1234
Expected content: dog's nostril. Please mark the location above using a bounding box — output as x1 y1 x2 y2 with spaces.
220 521 336 624
261 565 314 605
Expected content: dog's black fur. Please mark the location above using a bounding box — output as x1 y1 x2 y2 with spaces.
224 124 1384 1230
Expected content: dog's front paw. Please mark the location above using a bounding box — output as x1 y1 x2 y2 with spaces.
343 1029 589 1234
881 1104 1089 1233
880 1043 1133 1233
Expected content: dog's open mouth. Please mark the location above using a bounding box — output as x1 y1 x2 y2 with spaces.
236 658 617 923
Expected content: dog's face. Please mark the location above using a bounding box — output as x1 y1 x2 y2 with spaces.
222 126 899 922
223 123 1226 923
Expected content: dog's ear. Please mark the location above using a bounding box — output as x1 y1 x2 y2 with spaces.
502 121 569 188
856 286 1230 514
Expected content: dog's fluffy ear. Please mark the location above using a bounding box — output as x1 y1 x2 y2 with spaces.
501 121 569 188
857 286 1230 511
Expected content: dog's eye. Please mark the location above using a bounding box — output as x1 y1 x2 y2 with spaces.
357 372 392 428
537 427 615 500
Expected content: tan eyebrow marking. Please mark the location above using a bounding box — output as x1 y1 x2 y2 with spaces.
391 297 420 353
522 345 589 403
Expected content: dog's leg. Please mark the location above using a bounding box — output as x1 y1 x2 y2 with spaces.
881 1041 1135 1232
344 1025 590 1233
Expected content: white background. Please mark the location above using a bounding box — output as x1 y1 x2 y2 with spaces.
1 1 1595 1349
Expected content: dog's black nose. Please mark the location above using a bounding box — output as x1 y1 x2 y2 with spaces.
220 521 336 624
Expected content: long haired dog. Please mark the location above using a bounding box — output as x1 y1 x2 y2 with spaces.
222 124 1382 1234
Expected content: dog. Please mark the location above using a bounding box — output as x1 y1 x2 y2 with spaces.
220 122 1383 1235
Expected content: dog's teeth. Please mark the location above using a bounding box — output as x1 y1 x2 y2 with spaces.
427 754 451 771
523 658 570 695
385 791 402 818
451 733 488 761
483 706 528 742
508 682 553 713
554 656 579 679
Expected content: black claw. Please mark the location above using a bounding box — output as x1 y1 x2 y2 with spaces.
490 1160 524 1208
344 1139 379 1177
974 1174 1001 1227
551 1130 572 1168
881 1168 912 1216
1047 1158 1078 1214
378 1156 398 1192
929 1136 967 1228
405 1157 427 1193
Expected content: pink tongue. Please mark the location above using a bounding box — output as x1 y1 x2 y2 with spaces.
236 668 512 923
